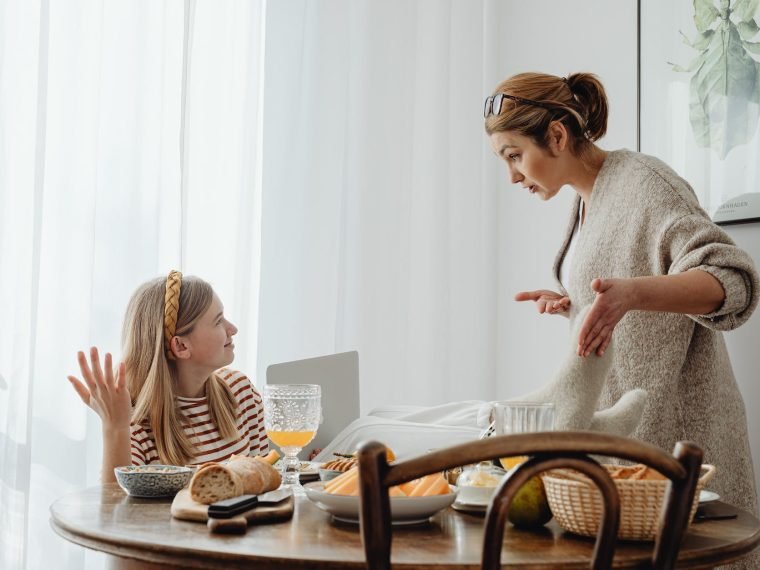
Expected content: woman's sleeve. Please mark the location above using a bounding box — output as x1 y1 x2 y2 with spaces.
659 213 759 330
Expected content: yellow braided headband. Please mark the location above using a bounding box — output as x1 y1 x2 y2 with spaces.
164 270 183 360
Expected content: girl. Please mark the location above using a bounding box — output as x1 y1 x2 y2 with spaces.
484 72 759 568
67 270 267 482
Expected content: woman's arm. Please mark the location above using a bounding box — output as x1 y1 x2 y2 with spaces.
576 269 724 357
67 348 133 483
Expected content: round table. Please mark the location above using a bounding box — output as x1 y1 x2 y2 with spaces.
50 484 760 569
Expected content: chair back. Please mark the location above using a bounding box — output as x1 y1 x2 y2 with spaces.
357 431 703 570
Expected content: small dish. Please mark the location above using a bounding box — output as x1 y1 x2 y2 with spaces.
304 481 457 525
114 465 193 498
699 490 720 503
452 499 488 515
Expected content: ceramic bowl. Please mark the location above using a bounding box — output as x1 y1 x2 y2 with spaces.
114 465 193 498
304 481 457 525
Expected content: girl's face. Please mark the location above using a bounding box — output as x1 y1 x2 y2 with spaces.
183 293 238 370
489 128 565 201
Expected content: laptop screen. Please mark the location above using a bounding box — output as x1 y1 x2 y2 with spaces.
265 351 360 455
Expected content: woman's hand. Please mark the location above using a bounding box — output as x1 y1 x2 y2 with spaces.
515 289 571 315
578 278 636 357
67 347 131 430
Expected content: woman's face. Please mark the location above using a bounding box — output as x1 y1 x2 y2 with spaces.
489 129 564 201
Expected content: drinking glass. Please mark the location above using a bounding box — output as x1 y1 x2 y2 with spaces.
493 402 555 470
263 384 321 494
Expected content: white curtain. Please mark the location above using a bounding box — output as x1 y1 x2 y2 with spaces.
0 1 265 568
2 0 514 568
257 0 505 413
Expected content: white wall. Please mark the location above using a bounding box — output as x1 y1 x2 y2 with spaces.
724 225 760 496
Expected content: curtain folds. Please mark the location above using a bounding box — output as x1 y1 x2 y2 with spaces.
0 1 265 568
1 1 506 568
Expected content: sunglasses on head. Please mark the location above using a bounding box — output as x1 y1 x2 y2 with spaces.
483 93 554 118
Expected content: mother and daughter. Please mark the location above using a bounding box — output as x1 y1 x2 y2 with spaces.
67 270 268 482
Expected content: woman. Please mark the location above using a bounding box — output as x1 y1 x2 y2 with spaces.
484 72 759 542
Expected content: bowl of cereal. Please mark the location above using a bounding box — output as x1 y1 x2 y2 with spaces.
114 465 193 498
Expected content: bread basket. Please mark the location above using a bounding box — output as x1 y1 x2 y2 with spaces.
542 463 715 541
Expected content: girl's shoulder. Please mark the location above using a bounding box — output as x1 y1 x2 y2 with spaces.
215 368 261 397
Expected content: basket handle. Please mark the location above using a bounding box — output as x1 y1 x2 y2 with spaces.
698 464 716 485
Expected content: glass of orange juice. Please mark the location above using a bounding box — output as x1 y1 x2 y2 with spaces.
263 384 321 494
494 402 555 471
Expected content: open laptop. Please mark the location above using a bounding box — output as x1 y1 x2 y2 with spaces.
266 351 360 454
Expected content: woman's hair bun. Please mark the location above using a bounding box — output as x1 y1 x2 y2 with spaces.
565 73 608 142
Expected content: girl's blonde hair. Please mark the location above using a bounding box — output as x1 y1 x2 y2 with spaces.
122 274 239 466
485 72 608 157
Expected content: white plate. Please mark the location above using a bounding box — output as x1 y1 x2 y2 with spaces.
452 499 488 514
304 481 457 525
273 461 321 480
699 490 720 503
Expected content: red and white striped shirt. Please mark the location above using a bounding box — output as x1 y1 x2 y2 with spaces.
130 369 268 466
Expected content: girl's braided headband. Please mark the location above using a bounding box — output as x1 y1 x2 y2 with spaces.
164 270 182 360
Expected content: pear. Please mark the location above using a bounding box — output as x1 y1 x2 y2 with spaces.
507 475 553 528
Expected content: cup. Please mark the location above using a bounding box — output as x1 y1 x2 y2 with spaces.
494 402 555 470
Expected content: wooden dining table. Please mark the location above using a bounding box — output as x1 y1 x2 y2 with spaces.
51 483 760 569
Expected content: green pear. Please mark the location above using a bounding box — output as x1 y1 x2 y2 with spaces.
507 475 553 528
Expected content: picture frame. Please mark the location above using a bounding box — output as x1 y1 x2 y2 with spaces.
638 0 760 225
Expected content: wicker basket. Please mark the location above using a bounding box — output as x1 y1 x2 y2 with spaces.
541 464 716 541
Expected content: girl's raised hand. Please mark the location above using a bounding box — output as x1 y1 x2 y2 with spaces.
67 347 131 430
515 289 571 315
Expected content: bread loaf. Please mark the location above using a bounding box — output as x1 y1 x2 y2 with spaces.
190 454 282 504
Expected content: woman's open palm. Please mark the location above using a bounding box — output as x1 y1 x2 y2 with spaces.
67 347 131 430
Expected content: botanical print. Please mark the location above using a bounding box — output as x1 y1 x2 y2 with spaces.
640 0 760 224
671 0 760 159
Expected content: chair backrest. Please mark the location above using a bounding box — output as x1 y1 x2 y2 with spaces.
357 431 703 570
267 351 360 453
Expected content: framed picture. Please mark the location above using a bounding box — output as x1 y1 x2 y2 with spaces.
639 0 760 225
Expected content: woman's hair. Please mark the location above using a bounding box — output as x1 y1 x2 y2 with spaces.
122 274 239 466
484 72 608 156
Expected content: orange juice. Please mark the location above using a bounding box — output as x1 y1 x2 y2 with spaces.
499 456 528 470
267 430 316 448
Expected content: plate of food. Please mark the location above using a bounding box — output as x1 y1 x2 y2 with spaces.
304 470 457 525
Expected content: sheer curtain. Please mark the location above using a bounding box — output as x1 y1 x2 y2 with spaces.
0 1 265 568
257 0 505 412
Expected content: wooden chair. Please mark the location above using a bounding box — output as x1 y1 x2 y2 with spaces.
357 431 703 570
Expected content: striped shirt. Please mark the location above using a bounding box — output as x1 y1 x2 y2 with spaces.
130 369 268 466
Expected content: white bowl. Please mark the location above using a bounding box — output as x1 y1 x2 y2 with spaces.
114 465 192 498
304 481 457 525
455 484 498 506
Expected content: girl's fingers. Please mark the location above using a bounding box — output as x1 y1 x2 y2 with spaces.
67 376 91 405
115 362 126 392
77 351 98 393
104 352 114 387
90 347 105 386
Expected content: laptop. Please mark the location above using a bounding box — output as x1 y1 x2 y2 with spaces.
266 351 360 454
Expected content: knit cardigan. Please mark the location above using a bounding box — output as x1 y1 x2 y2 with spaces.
554 150 759 528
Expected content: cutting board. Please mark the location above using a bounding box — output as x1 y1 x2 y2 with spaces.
171 489 294 534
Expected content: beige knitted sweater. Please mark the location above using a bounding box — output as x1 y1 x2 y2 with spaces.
554 150 759 527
